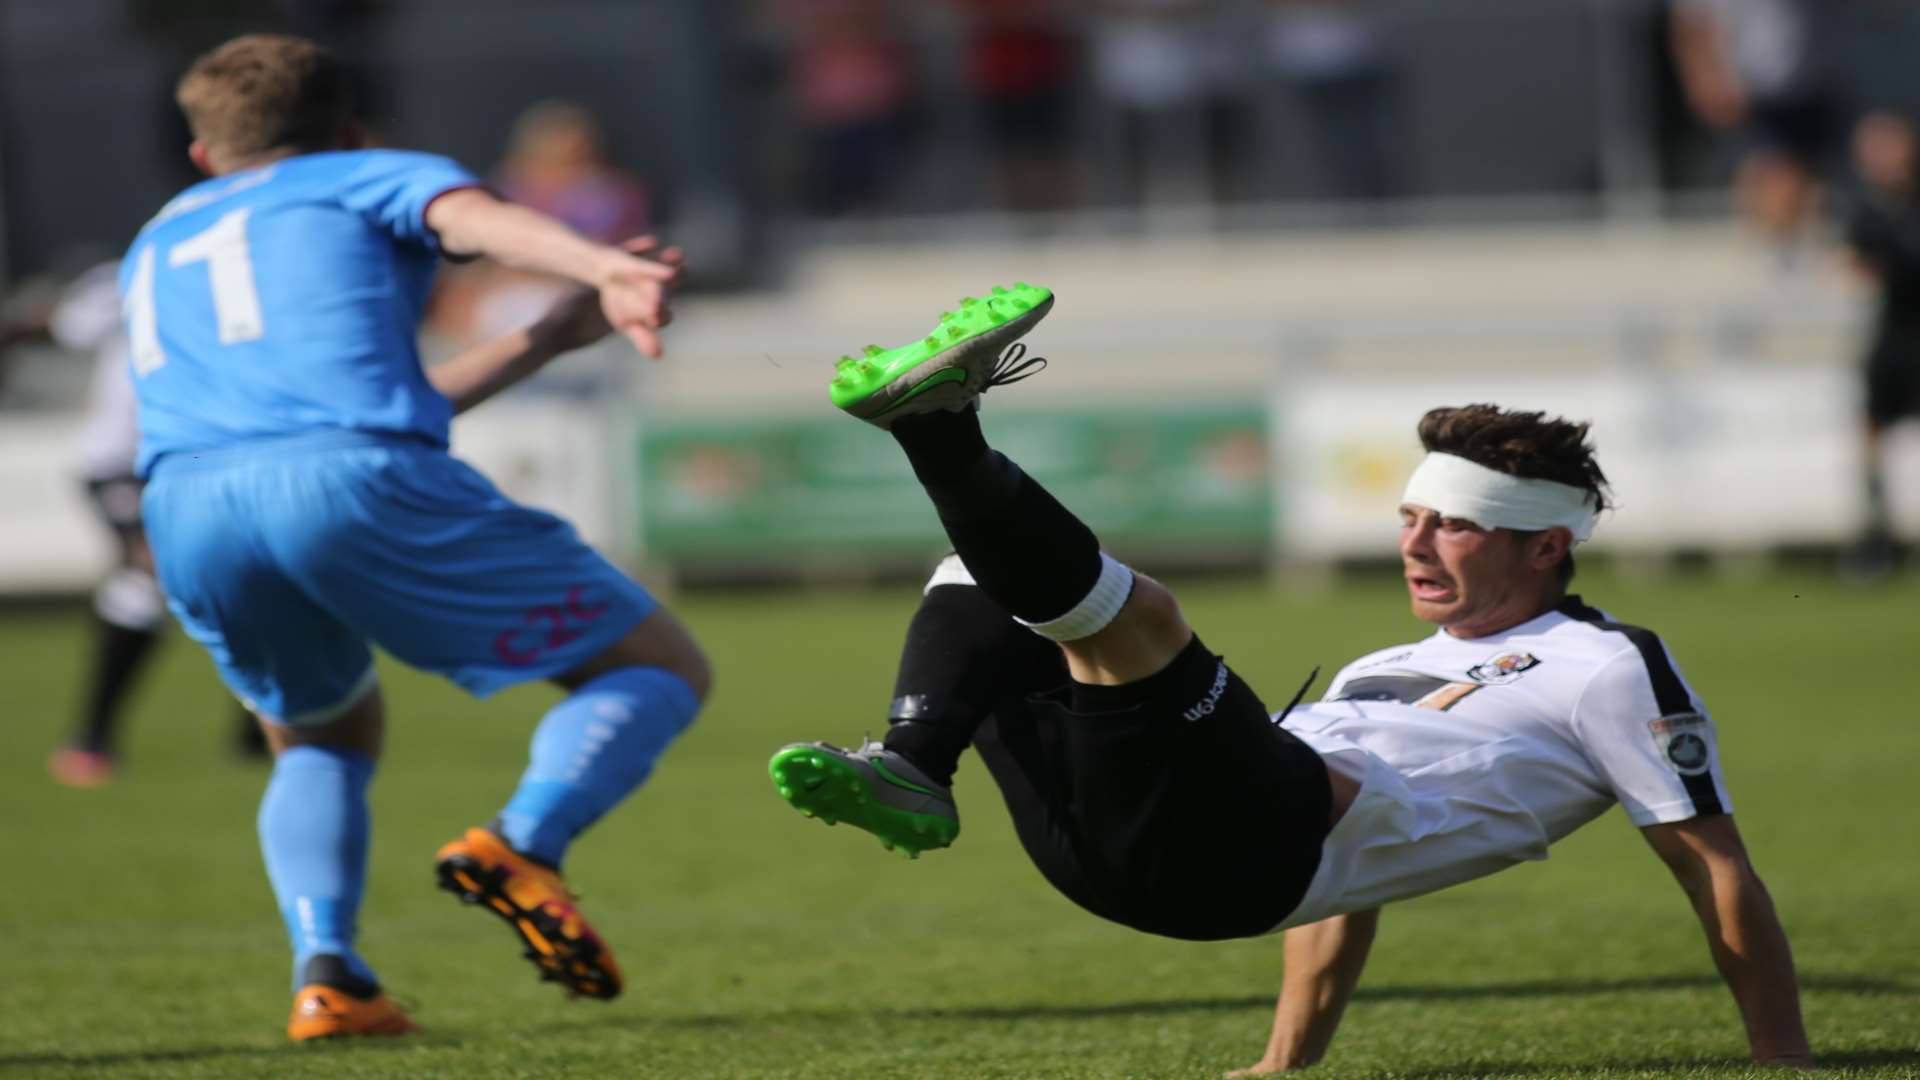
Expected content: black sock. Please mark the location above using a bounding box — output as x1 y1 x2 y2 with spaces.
882 580 1066 786
1865 463 1893 540
890 409 1105 624
72 616 161 755
301 954 381 1000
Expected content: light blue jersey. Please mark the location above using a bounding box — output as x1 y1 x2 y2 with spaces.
122 149 479 474
125 148 656 722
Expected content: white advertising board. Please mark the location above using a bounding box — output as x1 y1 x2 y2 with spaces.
0 417 114 592
0 400 620 594
1272 366 1920 558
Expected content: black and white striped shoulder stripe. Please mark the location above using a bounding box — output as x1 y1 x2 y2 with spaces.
1556 595 1726 817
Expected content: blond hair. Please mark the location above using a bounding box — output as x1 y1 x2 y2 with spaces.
176 34 352 164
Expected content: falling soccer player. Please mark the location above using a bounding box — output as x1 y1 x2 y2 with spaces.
772 284 1812 1071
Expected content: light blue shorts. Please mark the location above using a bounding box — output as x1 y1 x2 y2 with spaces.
143 430 657 725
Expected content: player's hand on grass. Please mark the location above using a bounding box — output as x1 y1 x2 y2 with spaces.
593 236 684 359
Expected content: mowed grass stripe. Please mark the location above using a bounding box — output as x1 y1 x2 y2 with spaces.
1 571 1914 1078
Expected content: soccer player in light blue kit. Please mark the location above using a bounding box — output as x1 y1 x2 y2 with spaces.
125 34 710 1039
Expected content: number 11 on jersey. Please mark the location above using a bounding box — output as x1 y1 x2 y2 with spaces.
125 207 267 375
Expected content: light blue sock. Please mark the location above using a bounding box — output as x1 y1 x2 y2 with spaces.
258 744 380 992
495 667 701 868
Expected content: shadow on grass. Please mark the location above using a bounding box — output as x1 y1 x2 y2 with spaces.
887 972 1903 1021
1402 1047 1920 1078
0 1035 454 1072
540 970 1910 1033
1351 970 1908 1004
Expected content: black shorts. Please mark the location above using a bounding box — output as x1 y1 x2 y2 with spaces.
1867 334 1920 427
973 636 1332 941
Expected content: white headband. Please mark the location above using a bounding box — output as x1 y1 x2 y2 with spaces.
1401 452 1600 542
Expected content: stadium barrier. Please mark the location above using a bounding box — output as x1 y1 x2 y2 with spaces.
1272 367 1920 561
634 405 1272 579
5 372 1917 594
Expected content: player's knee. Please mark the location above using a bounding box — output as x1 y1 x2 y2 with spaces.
640 608 712 701
1123 573 1190 644
264 685 386 759
567 606 713 702
666 637 714 703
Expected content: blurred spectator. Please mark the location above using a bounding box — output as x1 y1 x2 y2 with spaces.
434 101 654 347
776 0 920 217
1841 111 1920 577
1669 0 1846 256
1089 0 1251 206
1264 0 1397 201
0 261 265 783
956 0 1081 212
495 101 654 243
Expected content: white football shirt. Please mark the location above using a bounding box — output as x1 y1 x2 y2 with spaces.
55 262 141 481
1275 596 1731 930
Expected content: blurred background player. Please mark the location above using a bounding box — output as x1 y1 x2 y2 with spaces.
33 262 266 787
1842 110 1920 577
1669 0 1846 261
773 0 920 219
126 34 707 1039
957 0 1080 213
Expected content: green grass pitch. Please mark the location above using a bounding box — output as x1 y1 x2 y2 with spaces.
2 571 1916 1078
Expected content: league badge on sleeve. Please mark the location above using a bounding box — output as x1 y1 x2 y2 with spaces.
1466 652 1540 685
1647 713 1715 776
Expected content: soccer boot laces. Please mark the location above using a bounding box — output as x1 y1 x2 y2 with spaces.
829 282 1053 428
433 827 623 1001
768 737 959 857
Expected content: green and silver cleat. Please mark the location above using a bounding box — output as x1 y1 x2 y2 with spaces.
769 739 959 858
829 282 1054 428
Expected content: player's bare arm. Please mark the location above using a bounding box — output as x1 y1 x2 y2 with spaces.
429 238 682 415
424 188 682 357
1641 816 1813 1069
1229 909 1381 1077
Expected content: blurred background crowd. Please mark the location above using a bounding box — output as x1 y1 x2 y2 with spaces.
0 1 1916 285
4 0 1920 592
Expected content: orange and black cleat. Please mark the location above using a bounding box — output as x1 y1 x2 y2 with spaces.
286 984 419 1041
285 956 419 1041
434 827 623 1001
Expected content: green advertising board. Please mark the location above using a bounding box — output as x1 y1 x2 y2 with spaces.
636 405 1271 573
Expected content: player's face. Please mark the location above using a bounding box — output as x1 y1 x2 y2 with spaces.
1398 505 1542 638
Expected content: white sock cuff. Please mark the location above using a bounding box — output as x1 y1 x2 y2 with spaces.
94 568 167 631
1017 554 1135 642
923 553 978 593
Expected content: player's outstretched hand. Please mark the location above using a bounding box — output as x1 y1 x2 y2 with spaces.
594 236 685 359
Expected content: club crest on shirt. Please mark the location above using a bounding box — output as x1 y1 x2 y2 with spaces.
1466 652 1541 685
1648 712 1713 776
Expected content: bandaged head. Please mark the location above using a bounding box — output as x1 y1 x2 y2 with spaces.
1401 452 1601 543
